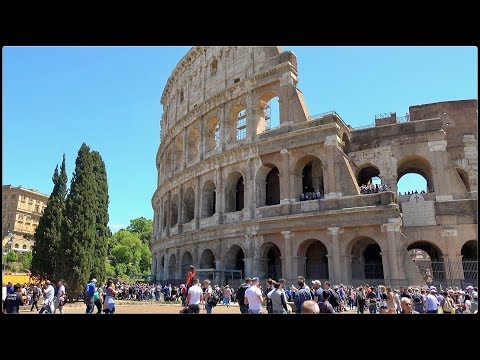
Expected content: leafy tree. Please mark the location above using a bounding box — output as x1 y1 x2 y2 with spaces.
58 143 97 297
31 154 67 281
108 229 152 277
6 251 18 263
21 251 33 272
126 217 153 245
90 151 109 282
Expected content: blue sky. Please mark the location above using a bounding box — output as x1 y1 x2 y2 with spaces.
2 46 477 232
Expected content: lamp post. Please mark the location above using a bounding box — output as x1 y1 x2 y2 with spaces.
3 232 14 272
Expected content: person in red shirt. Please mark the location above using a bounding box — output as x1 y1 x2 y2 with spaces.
185 265 196 291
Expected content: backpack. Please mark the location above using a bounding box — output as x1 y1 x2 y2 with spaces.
443 298 453 313
207 290 220 307
329 289 339 307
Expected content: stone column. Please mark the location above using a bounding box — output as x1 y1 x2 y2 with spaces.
441 228 464 281
381 219 402 283
281 231 295 283
176 248 182 281
177 186 183 233
326 254 334 282
341 254 353 285
165 192 171 237
243 257 254 278
327 227 343 284
219 104 227 151
245 91 257 142
182 128 187 171
463 135 477 199
279 149 293 204
428 140 453 201
215 259 223 286
379 251 391 284
163 251 169 280
245 158 255 219
278 71 298 126
194 176 201 229
323 135 342 198
215 166 223 224
199 116 205 161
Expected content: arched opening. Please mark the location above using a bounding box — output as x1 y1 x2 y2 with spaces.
183 187 195 223
350 237 384 281
294 156 324 196
225 244 245 278
397 155 434 193
170 194 179 226
236 109 247 141
187 127 199 162
168 254 177 280
342 133 351 153
200 249 216 269
257 93 280 133
174 137 184 171
407 242 445 283
299 240 329 280
201 180 216 218
181 251 193 278
261 243 282 280
265 167 280 206
456 167 471 192
225 171 244 213
357 165 380 186
166 148 173 175
461 240 478 281
205 116 219 153
397 173 427 195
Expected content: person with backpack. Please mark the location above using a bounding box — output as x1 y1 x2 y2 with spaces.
236 278 252 314
356 287 366 314
85 278 97 314
323 281 339 311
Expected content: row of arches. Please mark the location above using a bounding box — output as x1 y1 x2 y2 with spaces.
160 95 280 179
156 239 477 284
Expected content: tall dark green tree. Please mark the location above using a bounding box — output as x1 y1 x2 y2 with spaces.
31 154 67 281
58 144 97 297
90 151 109 283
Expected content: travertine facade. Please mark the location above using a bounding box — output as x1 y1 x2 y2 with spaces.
151 46 478 287
2 185 49 253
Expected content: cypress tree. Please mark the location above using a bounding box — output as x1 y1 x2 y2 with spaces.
90 150 109 283
59 143 97 297
31 154 67 281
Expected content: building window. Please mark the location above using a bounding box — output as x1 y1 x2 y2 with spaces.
22 244 27 250
28 198 33 204
180 90 184 103
236 109 247 141
26 215 31 222
214 122 220 149
18 214 23 220
234 78 240 83
11 194 15 199
21 196 25 202
35 206 39 213
15 243 19 249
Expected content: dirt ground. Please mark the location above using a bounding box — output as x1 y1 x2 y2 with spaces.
20 300 357 314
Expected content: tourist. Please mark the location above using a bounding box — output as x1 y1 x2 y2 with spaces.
318 290 335 313
3 283 24 314
203 279 213 314
39 280 55 314
185 278 203 314
267 278 288 314
244 277 263 314
54 280 66 314
400 297 419 314
301 300 319 314
293 276 312 313
30 285 41 312
104 279 118 314
236 278 251 314
84 278 97 314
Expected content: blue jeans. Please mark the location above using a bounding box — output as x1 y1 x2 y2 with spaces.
369 304 377 314
85 294 94 314
205 303 212 314
239 304 249 314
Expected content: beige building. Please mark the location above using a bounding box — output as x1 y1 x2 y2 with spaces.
2 185 49 253
151 46 478 288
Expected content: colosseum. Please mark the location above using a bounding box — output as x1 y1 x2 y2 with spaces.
151 46 478 288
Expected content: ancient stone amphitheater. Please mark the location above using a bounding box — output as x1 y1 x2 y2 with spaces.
151 46 477 288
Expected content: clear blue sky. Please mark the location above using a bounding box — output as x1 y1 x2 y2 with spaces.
2 46 477 232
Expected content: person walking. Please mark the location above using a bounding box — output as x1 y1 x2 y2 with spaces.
30 285 41 312
39 280 55 314
203 279 214 314
185 278 203 314
244 277 263 314
54 280 66 314
236 278 252 314
85 278 97 314
3 283 24 314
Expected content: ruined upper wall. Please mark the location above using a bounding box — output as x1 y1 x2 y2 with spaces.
160 46 284 131
409 100 478 158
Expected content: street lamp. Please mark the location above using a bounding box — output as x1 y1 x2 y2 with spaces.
3 232 14 271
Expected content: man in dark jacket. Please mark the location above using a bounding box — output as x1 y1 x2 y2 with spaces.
236 278 252 313
3 283 24 314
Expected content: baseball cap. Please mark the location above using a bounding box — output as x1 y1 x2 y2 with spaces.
251 277 259 282
312 280 321 286
91 278 97 283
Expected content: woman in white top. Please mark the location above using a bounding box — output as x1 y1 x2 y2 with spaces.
463 294 472 314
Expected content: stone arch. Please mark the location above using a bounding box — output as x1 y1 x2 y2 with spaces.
227 103 246 142
224 244 246 277
162 200 168 229
455 166 470 192
347 237 385 281
166 147 173 176
205 116 220 153
397 155 434 193
357 163 381 186
255 163 281 207
201 179 216 218
257 91 280 133
187 127 199 162
183 186 195 223
293 155 324 197
461 240 477 281
168 253 177 280
199 249 216 269
297 239 329 280
174 137 184 171
407 241 445 283
181 251 193 278
260 242 282 280
170 194 179 226
225 171 245 213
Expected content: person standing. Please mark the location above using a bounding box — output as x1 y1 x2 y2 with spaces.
318 291 335 313
185 265 196 292
203 280 214 314
54 280 66 314
301 300 320 314
294 276 312 314
425 288 439 314
3 283 24 314
85 278 97 314
312 280 323 304
244 277 264 314
30 285 41 312
185 278 203 314
104 280 118 314
267 278 288 314
93 282 104 314
40 280 55 314
236 278 251 314
400 297 419 314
